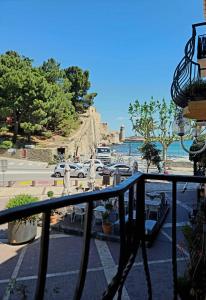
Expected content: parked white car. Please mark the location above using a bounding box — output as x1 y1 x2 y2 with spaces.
54 163 87 178
77 159 104 171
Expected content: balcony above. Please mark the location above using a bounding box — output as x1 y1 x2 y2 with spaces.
171 22 206 120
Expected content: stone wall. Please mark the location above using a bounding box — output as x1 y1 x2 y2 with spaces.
0 106 120 162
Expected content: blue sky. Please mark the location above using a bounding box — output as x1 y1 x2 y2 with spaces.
0 0 204 136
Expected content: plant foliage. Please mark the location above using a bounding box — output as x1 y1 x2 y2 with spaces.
0 51 97 143
129 97 176 162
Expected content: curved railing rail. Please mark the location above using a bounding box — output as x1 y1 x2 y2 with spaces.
171 24 201 108
171 23 206 108
1 172 206 299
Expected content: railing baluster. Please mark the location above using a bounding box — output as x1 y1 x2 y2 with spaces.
172 181 177 300
102 193 126 299
74 201 93 300
140 178 152 300
35 212 51 300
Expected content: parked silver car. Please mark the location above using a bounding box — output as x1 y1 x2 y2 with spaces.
54 163 87 178
101 163 132 176
77 159 104 171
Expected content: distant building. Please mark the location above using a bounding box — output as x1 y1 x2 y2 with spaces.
119 125 125 142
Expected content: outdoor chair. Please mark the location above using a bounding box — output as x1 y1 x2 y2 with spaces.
66 205 74 223
73 206 85 224
93 210 103 225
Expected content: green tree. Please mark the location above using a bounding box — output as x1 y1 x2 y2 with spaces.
39 58 64 84
140 142 161 173
45 84 77 136
0 52 49 142
129 98 176 162
64 66 97 112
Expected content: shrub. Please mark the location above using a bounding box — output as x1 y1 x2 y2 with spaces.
0 140 13 149
0 126 9 134
47 191 54 198
102 211 110 224
6 194 38 209
6 194 38 222
42 131 52 139
105 203 113 211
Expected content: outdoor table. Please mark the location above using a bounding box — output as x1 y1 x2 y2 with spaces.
75 203 87 210
146 192 161 200
145 199 161 219
93 206 106 213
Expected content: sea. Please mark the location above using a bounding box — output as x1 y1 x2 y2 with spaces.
111 140 193 158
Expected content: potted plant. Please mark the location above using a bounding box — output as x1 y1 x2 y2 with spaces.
6 194 38 245
102 211 112 234
47 191 58 225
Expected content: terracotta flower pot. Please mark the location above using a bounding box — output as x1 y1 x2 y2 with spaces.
50 214 58 225
102 222 112 234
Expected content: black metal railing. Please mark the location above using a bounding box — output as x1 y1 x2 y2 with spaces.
0 172 206 299
171 22 206 108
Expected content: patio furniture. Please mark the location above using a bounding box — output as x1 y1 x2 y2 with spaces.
73 204 86 224
145 199 161 220
93 206 106 225
66 205 74 222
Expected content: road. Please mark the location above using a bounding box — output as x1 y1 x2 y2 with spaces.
0 158 102 181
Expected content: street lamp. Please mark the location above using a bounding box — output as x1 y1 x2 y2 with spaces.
173 111 206 154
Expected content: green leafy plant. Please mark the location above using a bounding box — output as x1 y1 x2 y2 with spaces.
42 131 52 139
105 202 113 211
6 194 38 223
183 79 206 98
102 211 110 224
47 191 54 198
129 98 176 162
0 140 13 149
139 142 161 173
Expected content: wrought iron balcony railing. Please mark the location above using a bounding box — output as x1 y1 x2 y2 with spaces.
171 22 206 108
0 172 205 300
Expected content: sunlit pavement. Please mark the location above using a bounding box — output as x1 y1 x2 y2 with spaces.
0 182 197 299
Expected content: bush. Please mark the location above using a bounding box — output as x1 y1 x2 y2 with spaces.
0 140 13 149
6 194 38 209
42 131 52 139
0 126 9 134
47 191 54 198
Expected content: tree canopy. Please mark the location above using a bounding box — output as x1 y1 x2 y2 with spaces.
0 51 97 143
64 66 97 112
129 97 176 162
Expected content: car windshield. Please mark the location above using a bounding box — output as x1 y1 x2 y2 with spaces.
97 148 110 153
106 163 115 167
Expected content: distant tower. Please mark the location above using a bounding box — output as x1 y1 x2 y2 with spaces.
119 125 125 142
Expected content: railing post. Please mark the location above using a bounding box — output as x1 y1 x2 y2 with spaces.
74 201 93 300
140 177 152 300
35 212 51 300
172 181 177 300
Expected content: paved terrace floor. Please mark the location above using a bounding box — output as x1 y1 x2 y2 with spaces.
0 183 198 299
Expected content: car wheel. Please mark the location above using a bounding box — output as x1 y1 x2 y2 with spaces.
97 167 102 171
78 173 84 178
55 172 61 178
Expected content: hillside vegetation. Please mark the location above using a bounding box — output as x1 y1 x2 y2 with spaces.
0 51 97 147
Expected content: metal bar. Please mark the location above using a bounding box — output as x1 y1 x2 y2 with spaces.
128 186 134 223
116 179 145 299
140 178 152 300
0 173 144 225
117 193 127 273
74 201 93 300
172 181 177 300
192 21 206 28
35 212 51 300
102 193 126 299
